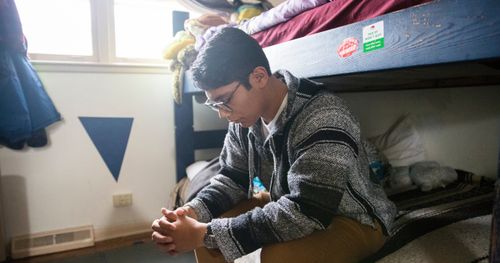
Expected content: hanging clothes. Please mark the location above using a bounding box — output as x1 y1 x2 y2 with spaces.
0 0 61 149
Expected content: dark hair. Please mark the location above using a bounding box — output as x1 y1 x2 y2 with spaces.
191 27 271 91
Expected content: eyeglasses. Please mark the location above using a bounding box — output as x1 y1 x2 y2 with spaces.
204 82 241 112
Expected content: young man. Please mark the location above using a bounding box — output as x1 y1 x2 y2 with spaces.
152 27 396 263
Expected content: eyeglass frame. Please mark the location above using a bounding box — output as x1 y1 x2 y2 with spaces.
204 82 242 112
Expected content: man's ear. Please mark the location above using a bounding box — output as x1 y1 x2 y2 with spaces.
251 66 269 88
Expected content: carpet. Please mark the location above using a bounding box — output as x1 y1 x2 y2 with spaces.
377 215 491 263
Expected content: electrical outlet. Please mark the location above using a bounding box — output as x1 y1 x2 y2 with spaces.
113 193 133 207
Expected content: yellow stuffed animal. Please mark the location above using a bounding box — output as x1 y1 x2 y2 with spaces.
234 4 263 22
163 14 228 104
163 31 195 60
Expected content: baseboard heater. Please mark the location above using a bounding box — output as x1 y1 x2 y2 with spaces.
11 225 94 259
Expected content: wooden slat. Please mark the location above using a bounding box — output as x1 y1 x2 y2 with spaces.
183 0 500 93
193 130 227 149
173 11 193 181
264 0 500 79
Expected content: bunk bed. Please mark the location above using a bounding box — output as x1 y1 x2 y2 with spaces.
175 0 500 181
171 0 500 260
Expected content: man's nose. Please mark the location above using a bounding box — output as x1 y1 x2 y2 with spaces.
218 109 231 119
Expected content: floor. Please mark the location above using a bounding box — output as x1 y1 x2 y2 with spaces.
45 242 196 263
8 233 196 263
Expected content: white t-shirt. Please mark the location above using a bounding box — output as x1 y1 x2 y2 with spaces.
262 94 288 139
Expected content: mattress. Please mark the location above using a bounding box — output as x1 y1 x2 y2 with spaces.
251 0 433 48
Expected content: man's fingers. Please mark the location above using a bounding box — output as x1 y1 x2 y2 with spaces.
152 219 176 235
166 211 177 222
161 207 170 217
151 219 162 231
151 231 173 244
161 208 178 222
158 218 177 231
175 208 187 217
151 231 176 252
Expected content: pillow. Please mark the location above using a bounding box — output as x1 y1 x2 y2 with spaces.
369 114 426 167
186 157 221 202
186 160 210 181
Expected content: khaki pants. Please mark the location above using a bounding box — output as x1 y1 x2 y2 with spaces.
195 192 386 263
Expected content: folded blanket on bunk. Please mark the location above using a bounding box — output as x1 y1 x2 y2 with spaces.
251 0 433 47
237 0 331 35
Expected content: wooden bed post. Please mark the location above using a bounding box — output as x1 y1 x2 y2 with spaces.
490 145 500 262
172 11 194 182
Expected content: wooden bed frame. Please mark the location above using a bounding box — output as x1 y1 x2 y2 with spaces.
173 0 500 182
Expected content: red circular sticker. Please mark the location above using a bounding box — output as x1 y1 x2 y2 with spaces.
337 37 359 58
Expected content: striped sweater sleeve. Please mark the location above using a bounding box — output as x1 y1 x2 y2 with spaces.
185 123 250 223
209 101 365 261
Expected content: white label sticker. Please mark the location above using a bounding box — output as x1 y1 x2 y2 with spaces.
363 21 384 42
363 21 384 52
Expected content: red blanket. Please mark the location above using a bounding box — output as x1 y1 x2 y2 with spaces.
251 0 433 48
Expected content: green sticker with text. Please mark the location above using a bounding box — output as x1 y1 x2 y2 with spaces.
363 38 384 52
363 21 384 52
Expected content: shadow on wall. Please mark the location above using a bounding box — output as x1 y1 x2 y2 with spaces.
1 175 29 259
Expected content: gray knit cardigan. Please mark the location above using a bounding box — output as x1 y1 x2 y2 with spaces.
186 70 397 262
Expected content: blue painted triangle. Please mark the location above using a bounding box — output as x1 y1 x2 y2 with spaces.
79 117 133 182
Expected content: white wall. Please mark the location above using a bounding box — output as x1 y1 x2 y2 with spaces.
0 69 498 251
0 69 177 243
341 86 500 178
